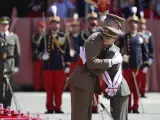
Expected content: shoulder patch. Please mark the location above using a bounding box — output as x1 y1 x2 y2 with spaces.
109 44 120 53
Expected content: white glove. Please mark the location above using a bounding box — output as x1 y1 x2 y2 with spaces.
142 67 148 74
42 52 49 60
12 67 19 73
148 58 153 65
111 53 122 65
70 49 76 57
37 53 43 60
123 54 129 63
79 47 86 64
64 67 70 73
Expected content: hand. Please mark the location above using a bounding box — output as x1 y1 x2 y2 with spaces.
123 54 129 63
64 67 70 73
111 52 122 65
42 53 49 60
70 49 76 57
79 47 86 64
37 53 43 60
142 67 148 74
148 58 153 65
12 67 19 73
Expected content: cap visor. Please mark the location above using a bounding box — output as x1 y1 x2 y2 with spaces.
0 21 9 24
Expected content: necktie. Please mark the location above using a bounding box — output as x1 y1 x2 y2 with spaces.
3 33 6 39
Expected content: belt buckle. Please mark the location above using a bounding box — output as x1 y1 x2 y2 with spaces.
3 52 7 59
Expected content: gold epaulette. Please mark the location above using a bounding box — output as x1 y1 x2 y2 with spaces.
52 32 68 54
32 33 43 47
57 32 67 46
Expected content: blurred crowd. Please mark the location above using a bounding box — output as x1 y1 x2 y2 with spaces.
1 0 160 20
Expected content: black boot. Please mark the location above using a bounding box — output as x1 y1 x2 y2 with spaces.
141 94 147 98
55 110 64 114
132 110 140 113
128 109 132 113
92 110 98 114
45 110 54 114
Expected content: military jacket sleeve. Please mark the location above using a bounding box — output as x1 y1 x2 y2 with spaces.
32 33 45 60
141 36 149 68
84 32 114 70
148 32 154 58
14 34 21 68
57 32 71 68
63 35 71 68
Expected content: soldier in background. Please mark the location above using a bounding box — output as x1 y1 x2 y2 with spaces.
67 13 82 76
138 11 154 98
0 17 20 108
43 6 71 114
119 7 149 113
32 21 46 91
80 6 101 45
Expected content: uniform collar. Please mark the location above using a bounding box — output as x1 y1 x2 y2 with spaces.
5 30 9 36
1 30 9 36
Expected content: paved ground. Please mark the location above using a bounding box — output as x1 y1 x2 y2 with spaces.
10 92 160 120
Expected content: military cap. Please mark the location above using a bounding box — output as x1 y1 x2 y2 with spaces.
127 7 139 22
139 11 146 24
87 5 98 19
71 13 80 26
0 16 10 24
49 16 60 23
49 5 60 23
85 0 97 7
102 13 125 38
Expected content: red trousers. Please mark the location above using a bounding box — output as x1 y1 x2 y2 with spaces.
33 61 44 91
43 70 66 110
139 72 147 96
123 69 142 110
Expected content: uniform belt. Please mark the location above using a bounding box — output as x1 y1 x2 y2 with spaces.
7 56 15 59
0 55 14 60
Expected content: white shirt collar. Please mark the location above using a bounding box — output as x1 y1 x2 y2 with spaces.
5 30 9 36
0 30 9 37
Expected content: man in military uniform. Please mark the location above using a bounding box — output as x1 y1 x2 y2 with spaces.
32 21 46 91
80 6 101 45
119 11 149 113
0 16 20 108
67 13 82 75
43 11 71 114
138 12 154 98
68 13 130 120
80 6 102 113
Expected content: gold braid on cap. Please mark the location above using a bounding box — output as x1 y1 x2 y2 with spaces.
102 32 117 38
114 20 122 29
